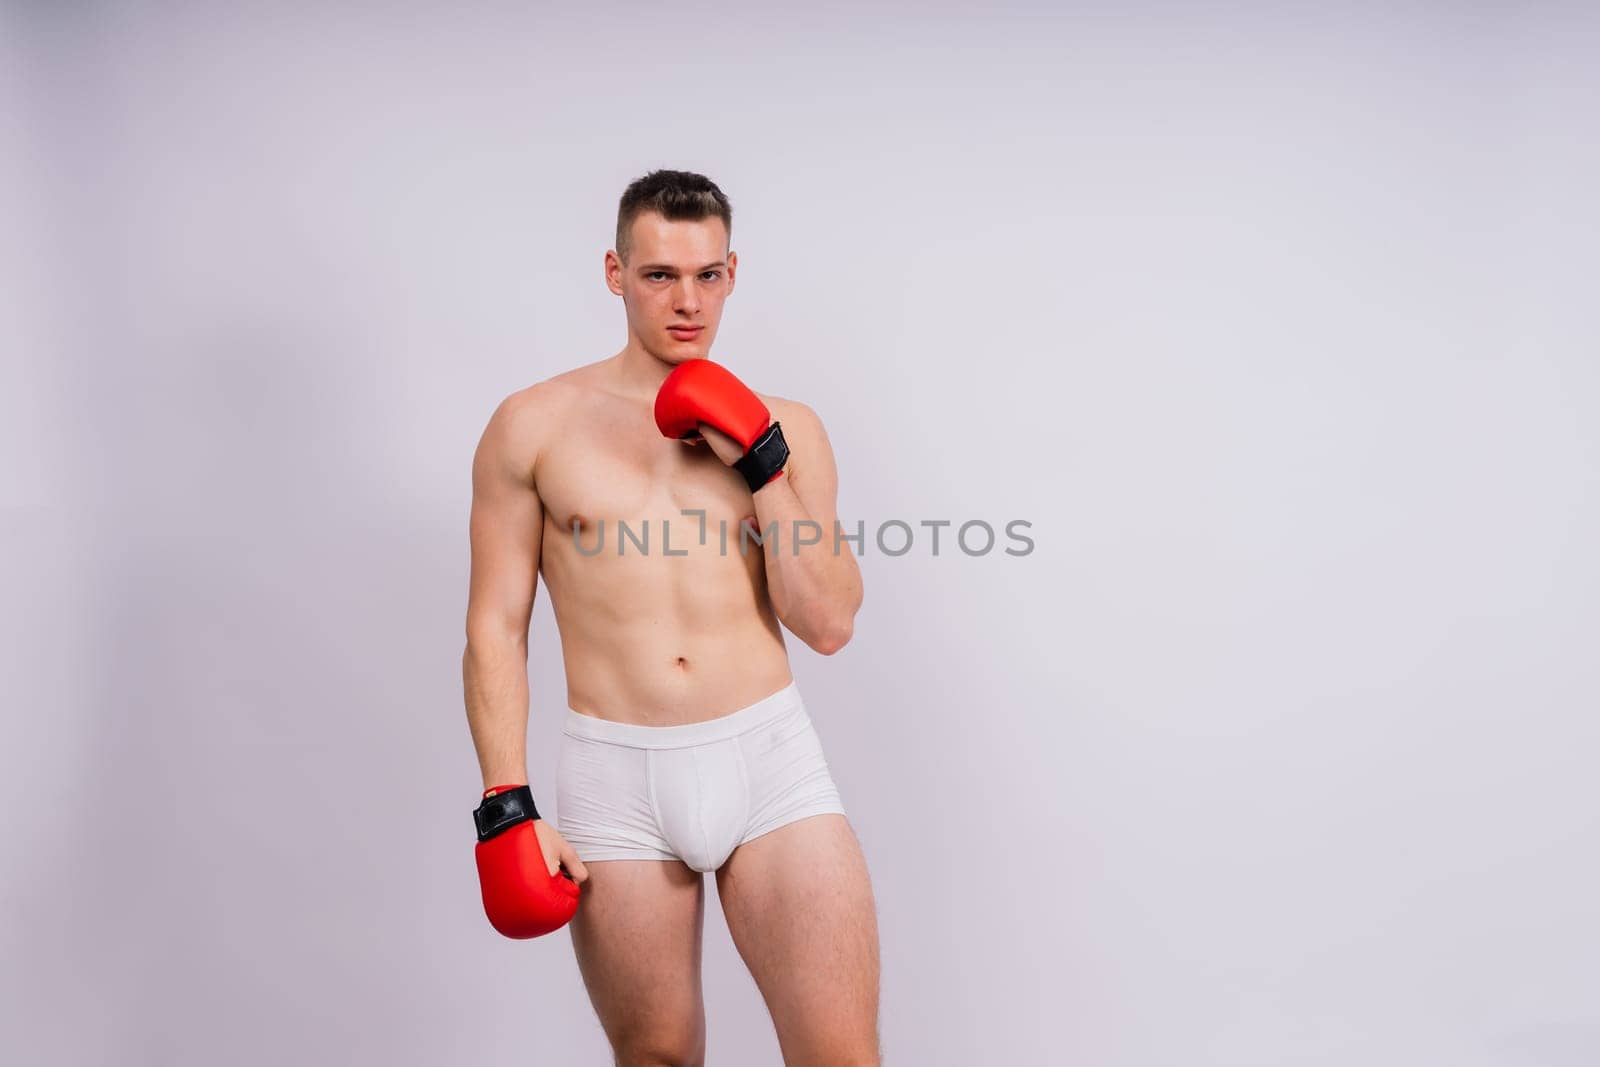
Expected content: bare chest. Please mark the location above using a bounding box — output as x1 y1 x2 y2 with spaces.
535 406 757 548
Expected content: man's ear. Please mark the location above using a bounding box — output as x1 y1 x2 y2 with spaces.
604 249 625 296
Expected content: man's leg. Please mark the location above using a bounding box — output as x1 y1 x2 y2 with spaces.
715 814 882 1066
568 858 708 1067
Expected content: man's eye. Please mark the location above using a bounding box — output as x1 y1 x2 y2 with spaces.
648 272 669 281
701 271 721 281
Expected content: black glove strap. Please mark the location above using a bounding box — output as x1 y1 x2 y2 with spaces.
733 421 789 493
473 785 541 843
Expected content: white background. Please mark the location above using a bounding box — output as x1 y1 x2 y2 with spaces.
4 2 1597 1064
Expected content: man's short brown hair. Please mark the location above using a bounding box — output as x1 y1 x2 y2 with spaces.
615 169 733 265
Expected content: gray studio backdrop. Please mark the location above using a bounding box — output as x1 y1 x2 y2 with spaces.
4 3 1597 1065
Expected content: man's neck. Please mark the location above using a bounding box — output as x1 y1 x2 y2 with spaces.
612 342 685 401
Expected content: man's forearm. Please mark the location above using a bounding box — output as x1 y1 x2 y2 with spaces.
750 477 862 653
462 636 531 788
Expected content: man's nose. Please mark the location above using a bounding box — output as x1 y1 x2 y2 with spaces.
673 279 700 312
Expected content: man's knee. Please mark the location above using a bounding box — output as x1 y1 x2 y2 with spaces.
614 1049 703 1067
613 1028 706 1067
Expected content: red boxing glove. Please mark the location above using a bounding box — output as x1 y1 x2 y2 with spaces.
654 358 790 492
473 784 580 939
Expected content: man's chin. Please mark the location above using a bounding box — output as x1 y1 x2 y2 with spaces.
656 340 708 363
645 348 703 368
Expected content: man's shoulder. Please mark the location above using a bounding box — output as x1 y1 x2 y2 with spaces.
476 363 608 477
763 394 825 438
494 360 606 423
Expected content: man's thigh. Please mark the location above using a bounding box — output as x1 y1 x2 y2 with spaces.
714 813 881 1066
569 858 708 1064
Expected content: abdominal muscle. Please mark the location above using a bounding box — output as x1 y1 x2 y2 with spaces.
539 509 794 726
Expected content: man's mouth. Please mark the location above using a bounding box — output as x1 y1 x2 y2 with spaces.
668 326 703 340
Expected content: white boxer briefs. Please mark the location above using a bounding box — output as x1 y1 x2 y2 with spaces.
555 680 846 873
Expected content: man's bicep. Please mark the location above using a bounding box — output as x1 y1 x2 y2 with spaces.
779 401 844 533
465 399 543 644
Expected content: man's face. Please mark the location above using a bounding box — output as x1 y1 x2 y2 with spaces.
607 211 737 364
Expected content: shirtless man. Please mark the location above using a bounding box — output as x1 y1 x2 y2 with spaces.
461 169 882 1066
